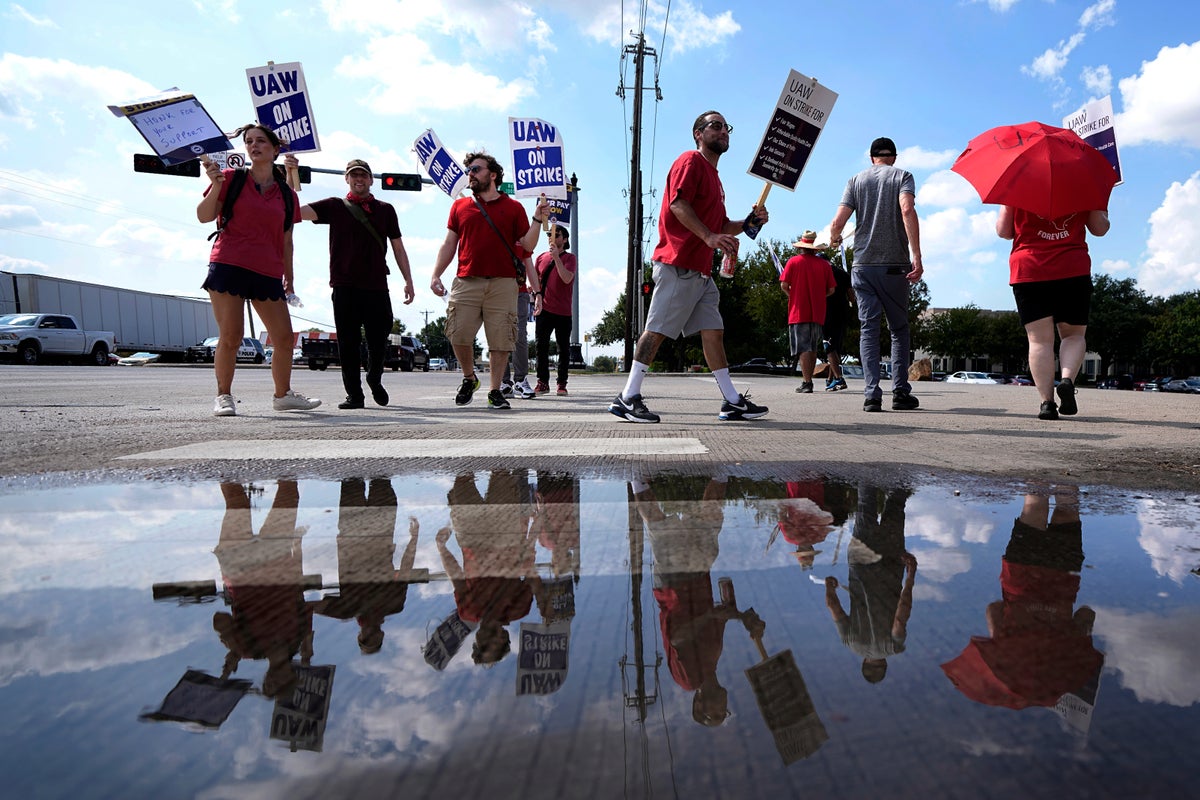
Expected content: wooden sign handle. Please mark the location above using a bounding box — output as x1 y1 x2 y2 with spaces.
287 164 301 192
755 183 771 211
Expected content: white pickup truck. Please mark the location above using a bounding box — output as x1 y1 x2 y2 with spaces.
0 313 115 365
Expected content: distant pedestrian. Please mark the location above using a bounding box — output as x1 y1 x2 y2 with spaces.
823 256 853 391
828 136 924 413
780 230 836 394
609 110 769 423
533 224 577 396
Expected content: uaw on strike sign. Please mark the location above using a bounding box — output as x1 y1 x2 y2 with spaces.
246 61 321 153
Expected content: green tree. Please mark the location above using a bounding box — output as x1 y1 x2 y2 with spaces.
419 316 452 362
1146 290 1200 376
1088 274 1154 377
590 290 627 348
591 354 618 373
921 305 987 365
985 311 1028 374
390 319 408 335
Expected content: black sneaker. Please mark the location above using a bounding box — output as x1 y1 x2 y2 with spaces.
719 393 768 421
796 381 814 394
1056 378 1078 416
367 378 389 407
892 390 920 410
338 396 365 410
609 393 660 423
455 375 480 406
1039 400 1059 420
487 389 511 410
864 397 883 412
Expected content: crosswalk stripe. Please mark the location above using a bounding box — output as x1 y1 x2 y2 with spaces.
122 438 707 460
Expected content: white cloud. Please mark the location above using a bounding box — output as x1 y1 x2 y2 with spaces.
1097 258 1133 275
980 0 1021 10
898 146 958 171
1115 41 1200 148
1094 607 1200 707
1135 497 1200 585
571 0 740 55
1078 0 1116 31
1023 32 1085 82
6 3 58 27
918 170 980 209
0 203 41 227
191 0 240 24
1080 64 1112 96
0 54 158 129
1139 172 1200 297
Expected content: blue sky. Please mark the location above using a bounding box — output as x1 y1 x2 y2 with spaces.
1 0 1198 355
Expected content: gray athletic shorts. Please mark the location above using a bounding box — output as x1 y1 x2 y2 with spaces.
645 262 724 338
789 322 823 356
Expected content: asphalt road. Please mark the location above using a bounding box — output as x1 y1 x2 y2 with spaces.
1 363 1197 491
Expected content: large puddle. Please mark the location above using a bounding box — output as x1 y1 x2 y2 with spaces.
1 471 1198 799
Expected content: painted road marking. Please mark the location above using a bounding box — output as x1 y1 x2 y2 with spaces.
123 438 707 460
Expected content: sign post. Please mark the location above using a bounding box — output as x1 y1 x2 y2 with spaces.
747 70 839 226
246 61 321 191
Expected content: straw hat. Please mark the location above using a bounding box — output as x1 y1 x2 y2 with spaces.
793 230 826 250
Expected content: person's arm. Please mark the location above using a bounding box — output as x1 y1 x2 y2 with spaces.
1086 209 1110 237
197 162 225 223
828 204 853 247
669 197 740 253
431 229 460 297
298 204 318 222
553 246 575 284
518 195 552 253
780 280 792 295
824 577 848 623
892 553 918 640
899 192 924 283
282 229 295 295
996 205 1015 240
390 236 416 304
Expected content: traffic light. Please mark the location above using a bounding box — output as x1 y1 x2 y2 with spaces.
132 153 200 177
380 173 423 191
641 281 653 298
295 165 312 184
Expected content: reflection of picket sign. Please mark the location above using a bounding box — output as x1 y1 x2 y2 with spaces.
508 117 567 200
539 575 576 623
108 89 233 166
270 664 335 753
423 610 476 671
745 648 827 765
516 621 570 696
246 62 321 154
414 129 469 198
138 669 252 729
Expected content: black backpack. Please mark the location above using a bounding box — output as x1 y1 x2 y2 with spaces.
207 167 294 241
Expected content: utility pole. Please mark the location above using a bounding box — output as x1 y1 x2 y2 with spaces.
617 33 660 371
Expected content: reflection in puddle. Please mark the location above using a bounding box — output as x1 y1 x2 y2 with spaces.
0 472 1198 798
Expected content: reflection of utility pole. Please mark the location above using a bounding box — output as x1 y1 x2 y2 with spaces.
620 483 660 722
617 33 661 372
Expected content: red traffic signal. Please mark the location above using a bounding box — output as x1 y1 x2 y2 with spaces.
381 173 423 191
132 154 200 178
641 281 653 297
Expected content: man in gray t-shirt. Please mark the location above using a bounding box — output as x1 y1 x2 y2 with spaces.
828 137 925 412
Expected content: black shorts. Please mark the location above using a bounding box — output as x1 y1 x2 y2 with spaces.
202 263 286 302
1011 274 1092 326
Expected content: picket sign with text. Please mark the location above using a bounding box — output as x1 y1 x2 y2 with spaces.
1063 95 1123 185
413 129 469 199
508 117 568 201
108 89 232 166
246 61 320 191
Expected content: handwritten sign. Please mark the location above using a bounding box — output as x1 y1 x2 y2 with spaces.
748 70 838 191
414 129 469 198
108 90 232 165
509 117 568 199
516 621 570 695
1063 95 1122 185
246 61 321 153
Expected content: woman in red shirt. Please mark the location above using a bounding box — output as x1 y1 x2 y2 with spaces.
997 206 1109 420
197 124 320 417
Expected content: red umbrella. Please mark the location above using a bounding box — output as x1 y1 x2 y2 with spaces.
951 121 1117 220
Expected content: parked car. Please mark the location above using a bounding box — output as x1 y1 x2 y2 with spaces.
117 351 160 366
946 371 1001 384
184 336 266 364
1010 376 1034 386
428 357 449 371
1163 378 1200 394
730 357 787 375
395 336 430 372
1097 374 1134 390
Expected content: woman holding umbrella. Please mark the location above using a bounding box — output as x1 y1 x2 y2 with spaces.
952 121 1116 421
997 206 1109 420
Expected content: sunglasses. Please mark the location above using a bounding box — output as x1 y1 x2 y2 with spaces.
466 164 488 174
699 120 733 133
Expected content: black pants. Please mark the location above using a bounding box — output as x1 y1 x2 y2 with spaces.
535 311 572 387
332 286 393 400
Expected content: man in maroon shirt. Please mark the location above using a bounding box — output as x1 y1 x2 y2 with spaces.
290 157 416 410
609 111 769 423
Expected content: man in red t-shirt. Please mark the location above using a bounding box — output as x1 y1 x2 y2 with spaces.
780 231 836 393
609 111 769 424
430 152 548 410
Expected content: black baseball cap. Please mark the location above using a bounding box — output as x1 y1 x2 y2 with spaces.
870 137 897 157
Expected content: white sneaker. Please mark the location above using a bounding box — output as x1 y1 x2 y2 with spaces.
513 380 536 399
213 394 237 417
273 390 322 411
500 381 514 398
